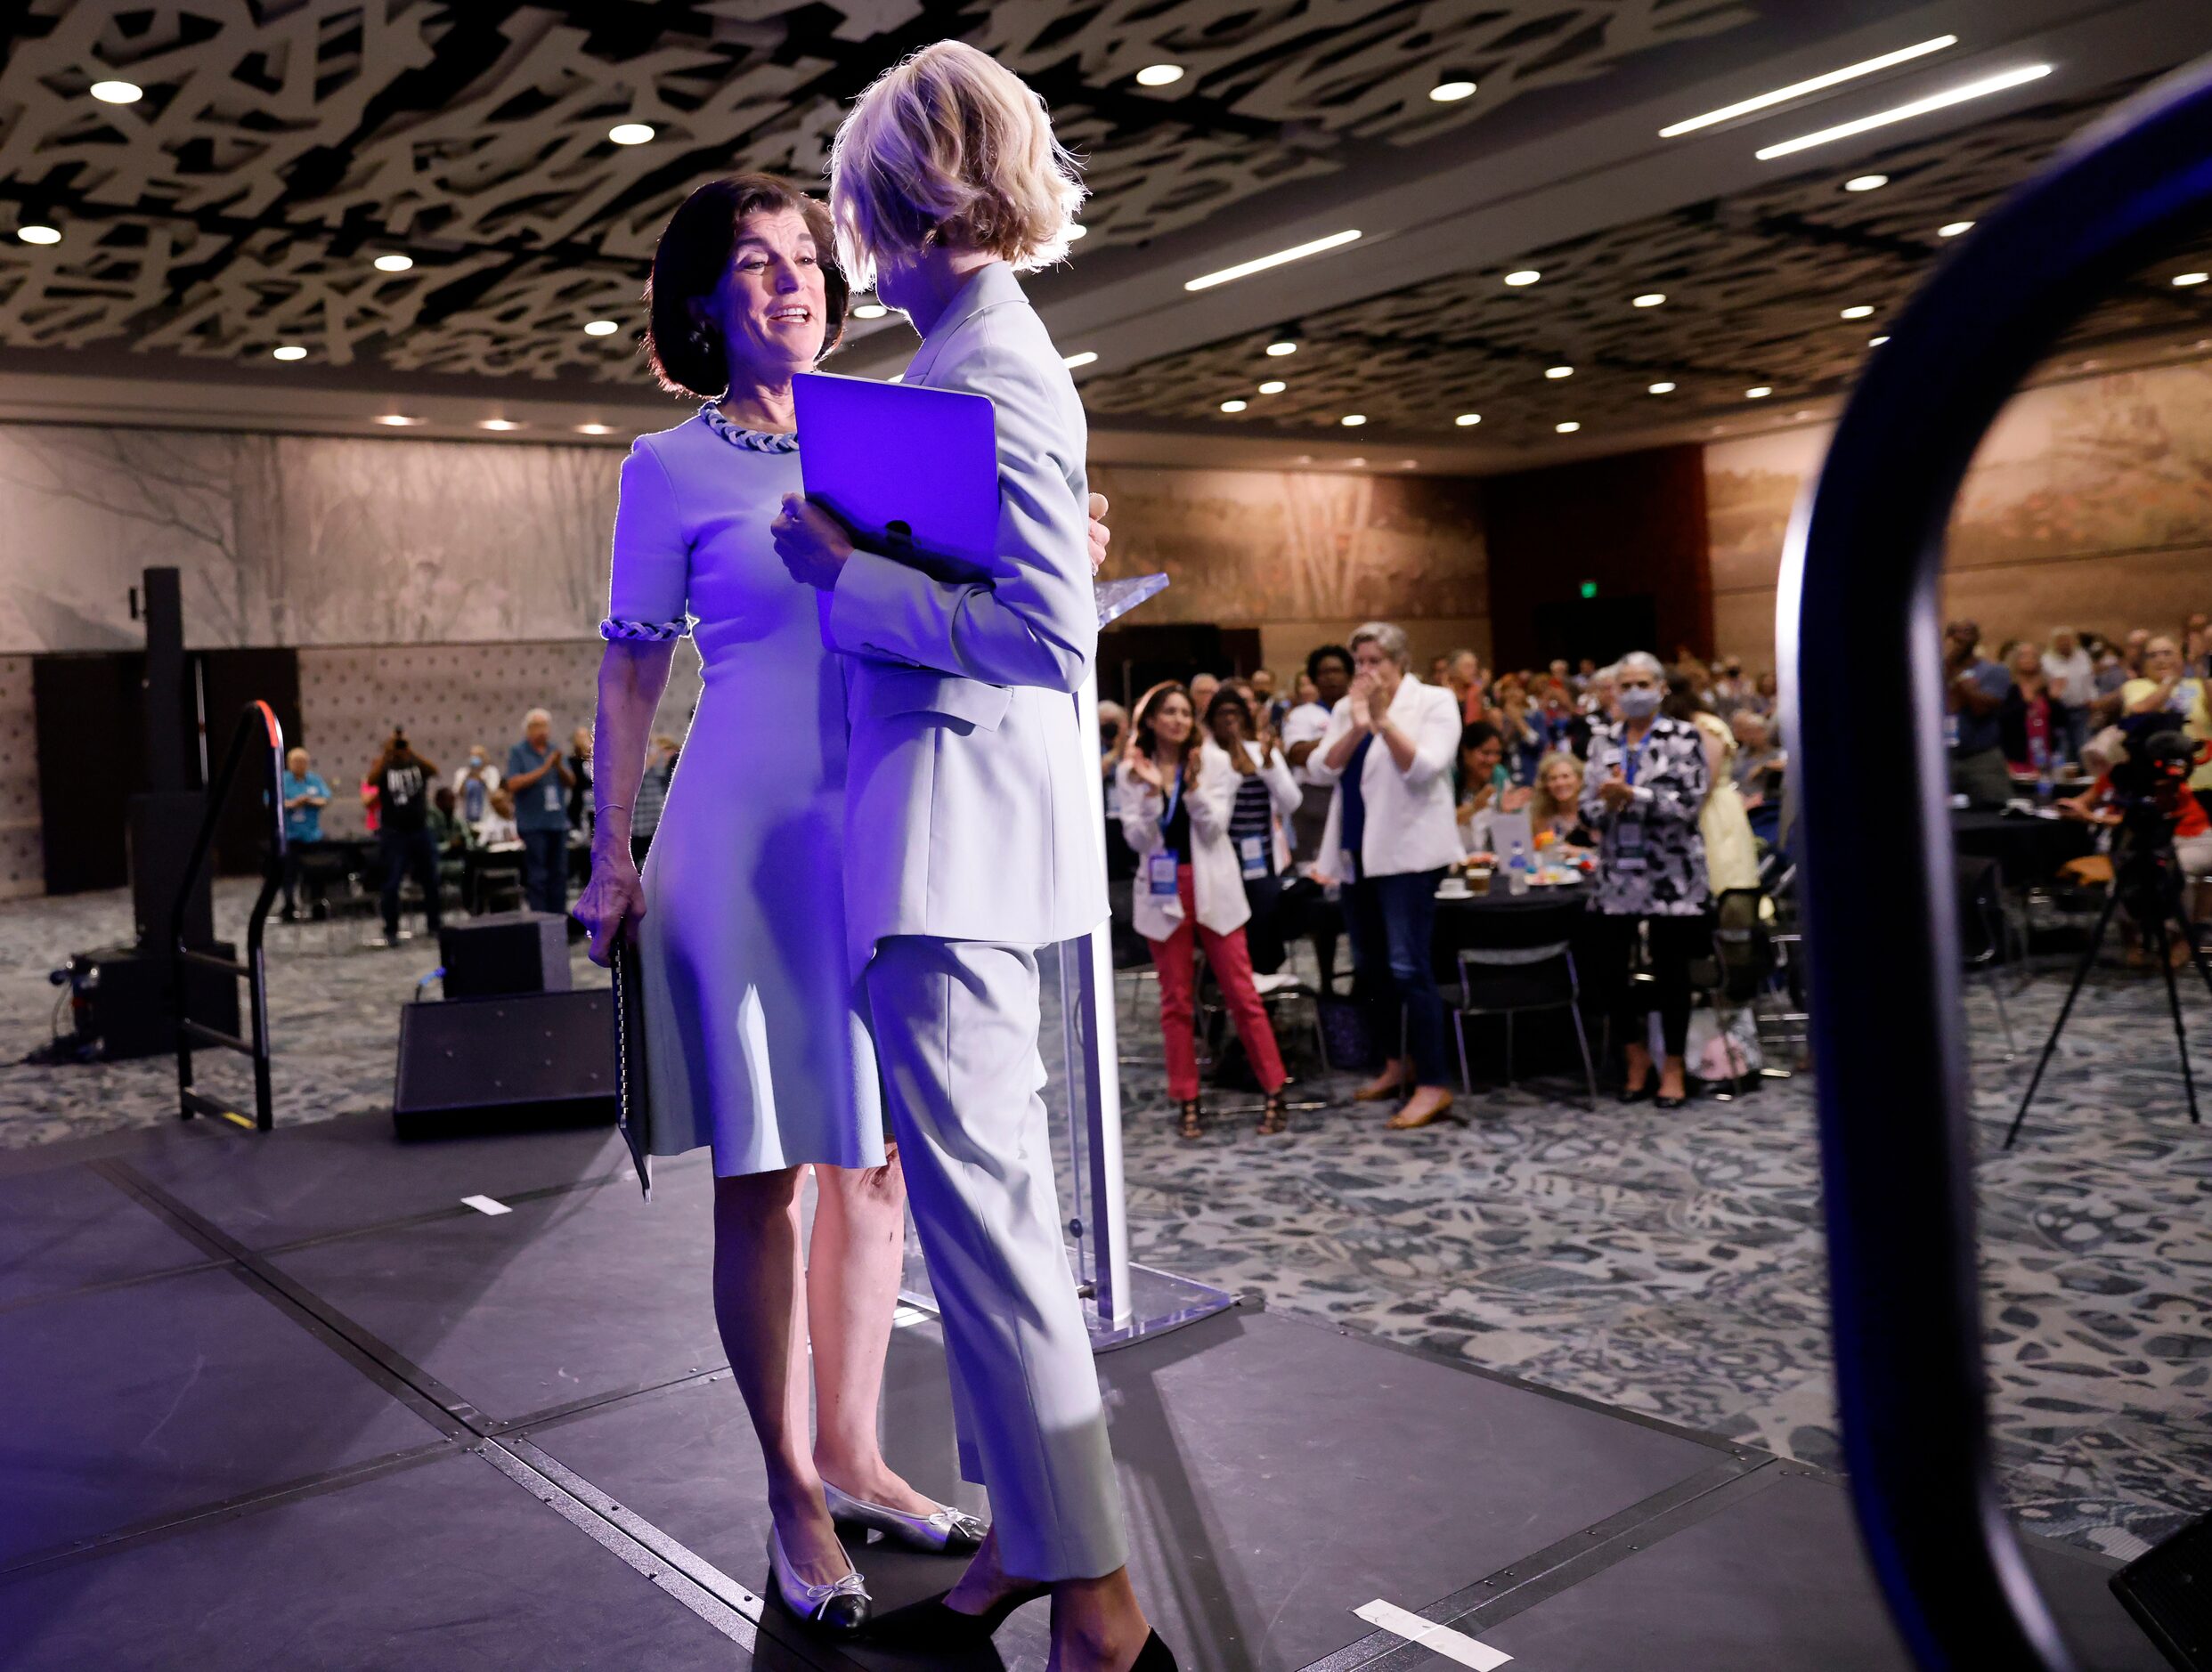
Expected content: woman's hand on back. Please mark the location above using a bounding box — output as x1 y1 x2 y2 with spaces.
573 849 647 968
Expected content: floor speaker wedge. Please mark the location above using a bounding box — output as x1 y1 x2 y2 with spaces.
393 988 614 1139
438 912 571 997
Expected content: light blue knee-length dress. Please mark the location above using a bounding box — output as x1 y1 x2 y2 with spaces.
600 402 882 1176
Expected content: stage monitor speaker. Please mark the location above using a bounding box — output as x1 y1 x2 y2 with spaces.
393 988 614 1139
438 912 571 997
2113 1509 2212 1669
73 942 240 1060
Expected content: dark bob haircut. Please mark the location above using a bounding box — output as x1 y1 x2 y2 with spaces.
643 175 850 401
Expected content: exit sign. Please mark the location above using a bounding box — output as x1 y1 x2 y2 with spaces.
1579 580 1598 599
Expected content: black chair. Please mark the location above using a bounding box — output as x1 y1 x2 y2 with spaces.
1954 856 2018 1059
1435 899 1597 1106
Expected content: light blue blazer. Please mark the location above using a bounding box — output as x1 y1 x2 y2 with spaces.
825 261 1109 971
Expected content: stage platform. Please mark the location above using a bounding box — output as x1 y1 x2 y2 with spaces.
0 1111 2166 1671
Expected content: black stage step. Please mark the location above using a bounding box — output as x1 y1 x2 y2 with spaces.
0 1112 2170 1671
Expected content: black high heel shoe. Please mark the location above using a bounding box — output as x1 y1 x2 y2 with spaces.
1133 1630 1181 1669
1617 1075 1654 1105
873 1583 1050 1649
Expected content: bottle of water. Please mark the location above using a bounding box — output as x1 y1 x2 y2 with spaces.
2031 735 2051 806
1508 840 1529 896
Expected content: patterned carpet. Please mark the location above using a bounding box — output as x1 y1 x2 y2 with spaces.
5 878 2209 1562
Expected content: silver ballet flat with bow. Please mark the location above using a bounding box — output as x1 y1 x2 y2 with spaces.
822 1478 988 1554
766 1522 872 1636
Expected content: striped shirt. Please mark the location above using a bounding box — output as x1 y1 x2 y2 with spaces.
1227 770 1275 878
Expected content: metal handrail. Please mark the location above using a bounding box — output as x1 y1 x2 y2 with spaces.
1786 56 2212 1672
172 700 288 1132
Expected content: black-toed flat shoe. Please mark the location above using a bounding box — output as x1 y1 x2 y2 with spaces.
823 1479 987 1554
874 1584 1049 1649
766 1524 871 1638
1654 1089 1689 1109
1617 1078 1654 1105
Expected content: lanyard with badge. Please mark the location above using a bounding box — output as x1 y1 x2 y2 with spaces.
1613 732 1650 871
1148 762 1184 897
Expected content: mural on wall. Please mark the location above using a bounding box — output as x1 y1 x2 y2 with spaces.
1089 462 1486 628
1705 358 2212 668
0 422 1491 655
0 423 630 653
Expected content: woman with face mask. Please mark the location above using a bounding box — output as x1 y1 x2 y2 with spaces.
1580 650 1712 1108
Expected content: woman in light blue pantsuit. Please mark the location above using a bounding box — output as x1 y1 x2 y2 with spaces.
774 40 1175 1672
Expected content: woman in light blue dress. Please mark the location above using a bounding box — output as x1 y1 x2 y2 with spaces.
572 174 983 1636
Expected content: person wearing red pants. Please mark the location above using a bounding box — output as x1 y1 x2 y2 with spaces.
1117 682 1291 1140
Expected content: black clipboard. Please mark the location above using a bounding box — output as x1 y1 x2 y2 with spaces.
609 937 653 1201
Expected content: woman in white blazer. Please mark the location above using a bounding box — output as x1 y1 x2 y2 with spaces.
1118 683 1292 1139
1311 621 1466 1130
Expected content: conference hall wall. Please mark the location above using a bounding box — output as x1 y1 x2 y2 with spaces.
0 420 1487 884
1707 356 2212 671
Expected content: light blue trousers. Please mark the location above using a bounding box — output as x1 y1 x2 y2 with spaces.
862 936 1128 1582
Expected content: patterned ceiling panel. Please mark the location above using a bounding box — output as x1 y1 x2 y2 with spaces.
0 0 1751 377
1079 76 2212 445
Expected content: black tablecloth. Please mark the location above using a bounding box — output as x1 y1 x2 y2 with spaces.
1949 810 2097 886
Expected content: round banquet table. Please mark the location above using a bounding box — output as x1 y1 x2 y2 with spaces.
1948 809 2097 887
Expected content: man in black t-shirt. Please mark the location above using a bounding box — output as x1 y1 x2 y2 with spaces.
373 735 443 946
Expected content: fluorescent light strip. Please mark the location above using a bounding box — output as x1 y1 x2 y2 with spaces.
1659 36 1956 138
1185 230 1361 293
1756 64 2053 160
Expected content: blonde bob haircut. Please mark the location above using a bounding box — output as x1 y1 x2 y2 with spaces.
829 40 1086 290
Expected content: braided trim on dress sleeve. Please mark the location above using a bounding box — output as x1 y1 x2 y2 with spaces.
598 618 690 642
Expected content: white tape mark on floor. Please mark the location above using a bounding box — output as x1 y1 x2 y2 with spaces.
460 1195 511 1216
1354 1600 1512 1669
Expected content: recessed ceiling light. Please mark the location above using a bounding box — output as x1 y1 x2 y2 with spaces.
1841 304 1875 319
1658 35 1957 138
609 122 655 145
1555 421 1582 434
373 254 412 272
16 223 60 245
1869 335 1891 345
1135 64 1184 87
1843 174 1888 192
375 414 423 426
1220 399 1248 413
272 345 306 361
852 303 890 321
1265 340 1298 357
1397 459 1419 469
1061 350 1098 369
1504 269 1541 287
1454 413 1481 426
1186 229 1361 292
574 423 613 436
1292 454 1313 464
479 418 522 432
1347 457 1369 467
89 80 142 105
583 319 620 336
1430 79 1477 103
1746 386 1773 398
1067 223 1087 240
1755 64 2053 161
1648 381 1677 394
2174 272 2209 288
1633 292 1666 308
1939 220 1974 237
1340 414 1367 426
1545 365 1574 379
1257 379 1287 394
